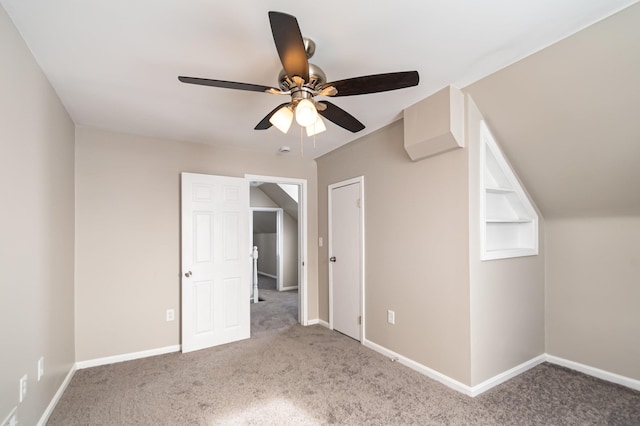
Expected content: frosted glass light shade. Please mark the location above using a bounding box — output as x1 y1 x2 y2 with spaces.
295 99 318 127
306 116 326 137
269 106 293 133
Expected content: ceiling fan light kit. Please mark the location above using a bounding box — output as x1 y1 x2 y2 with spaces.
294 99 318 127
178 11 419 146
306 116 326 137
269 105 294 133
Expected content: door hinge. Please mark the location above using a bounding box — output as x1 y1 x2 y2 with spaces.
357 198 361 208
358 315 362 325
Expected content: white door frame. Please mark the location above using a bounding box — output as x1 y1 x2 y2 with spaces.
250 207 284 291
245 174 308 325
328 176 365 341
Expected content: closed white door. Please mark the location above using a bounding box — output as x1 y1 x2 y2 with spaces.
181 173 250 353
329 178 363 341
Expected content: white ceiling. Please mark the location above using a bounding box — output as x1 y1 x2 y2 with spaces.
2 0 637 158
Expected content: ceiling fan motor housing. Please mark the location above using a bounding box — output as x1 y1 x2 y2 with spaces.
278 62 326 92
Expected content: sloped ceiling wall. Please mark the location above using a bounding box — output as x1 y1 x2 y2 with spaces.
465 2 640 218
259 183 299 220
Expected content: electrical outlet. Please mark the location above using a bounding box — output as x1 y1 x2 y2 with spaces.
38 357 44 381
2 407 17 426
19 375 27 403
387 310 395 325
166 309 175 321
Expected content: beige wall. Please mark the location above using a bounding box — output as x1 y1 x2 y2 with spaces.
464 4 640 384
250 186 278 207
546 216 640 380
75 127 317 361
0 6 75 424
466 96 546 385
316 120 471 384
254 232 277 276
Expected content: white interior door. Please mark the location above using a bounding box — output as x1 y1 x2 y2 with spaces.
181 173 250 353
329 178 364 341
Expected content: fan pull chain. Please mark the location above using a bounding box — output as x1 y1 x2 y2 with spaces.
300 126 304 157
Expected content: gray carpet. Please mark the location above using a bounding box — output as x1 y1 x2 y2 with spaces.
251 288 298 339
48 318 640 424
252 274 298 338
257 274 278 291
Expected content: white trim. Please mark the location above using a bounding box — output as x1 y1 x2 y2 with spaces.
546 354 640 391
359 342 640 396
37 364 77 426
257 271 278 280
307 318 330 328
3 408 17 426
246 174 308 326
76 345 181 369
360 178 366 341
364 337 548 397
280 286 299 291
328 176 365 341
479 121 538 260
363 338 473 395
470 354 546 396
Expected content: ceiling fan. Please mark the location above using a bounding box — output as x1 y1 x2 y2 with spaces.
178 11 419 136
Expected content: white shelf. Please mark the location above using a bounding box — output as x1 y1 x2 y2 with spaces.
480 122 538 261
485 187 515 194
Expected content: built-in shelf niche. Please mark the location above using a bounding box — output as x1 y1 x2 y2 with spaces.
480 121 538 260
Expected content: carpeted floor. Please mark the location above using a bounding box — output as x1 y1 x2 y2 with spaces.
251 289 298 338
251 274 298 338
257 274 278 291
47 289 640 425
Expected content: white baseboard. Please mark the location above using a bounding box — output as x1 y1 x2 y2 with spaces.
363 338 473 395
545 354 640 391
280 286 299 291
360 339 640 397
363 338 548 397
257 271 277 279
37 364 76 426
76 345 181 369
306 318 330 328
469 354 546 396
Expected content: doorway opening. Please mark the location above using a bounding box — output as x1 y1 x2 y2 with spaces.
246 174 308 335
250 207 284 298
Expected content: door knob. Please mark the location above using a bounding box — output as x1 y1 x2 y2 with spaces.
329 256 336 262
184 271 192 277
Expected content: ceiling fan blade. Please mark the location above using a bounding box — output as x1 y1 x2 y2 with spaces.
268 11 309 83
255 103 290 130
317 101 365 133
322 71 419 97
178 76 276 93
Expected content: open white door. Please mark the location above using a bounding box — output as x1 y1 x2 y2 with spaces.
181 173 250 353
